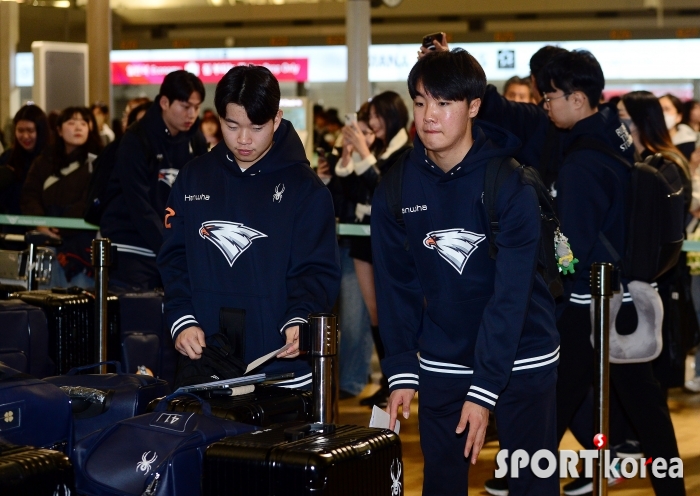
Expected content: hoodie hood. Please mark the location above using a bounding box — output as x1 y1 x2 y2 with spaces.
410 119 521 182
140 100 202 145
214 119 308 176
563 106 635 164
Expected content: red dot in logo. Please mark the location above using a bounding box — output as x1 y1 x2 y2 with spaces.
593 433 607 449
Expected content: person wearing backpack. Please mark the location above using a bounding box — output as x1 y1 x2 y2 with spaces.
372 49 560 496
99 70 207 291
538 51 685 496
157 65 340 390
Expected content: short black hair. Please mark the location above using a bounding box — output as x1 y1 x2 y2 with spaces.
529 45 567 76
537 50 605 109
408 48 486 104
214 65 280 125
158 70 205 105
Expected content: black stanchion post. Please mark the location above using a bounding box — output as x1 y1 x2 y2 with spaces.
591 263 613 496
308 313 339 424
92 238 111 374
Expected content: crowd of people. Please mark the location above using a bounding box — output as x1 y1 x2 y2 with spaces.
0 38 699 496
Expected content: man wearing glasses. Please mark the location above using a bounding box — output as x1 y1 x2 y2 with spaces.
537 50 685 496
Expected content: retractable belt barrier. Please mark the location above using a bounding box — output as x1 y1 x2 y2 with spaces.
5 215 700 247
0 214 98 230
591 263 614 496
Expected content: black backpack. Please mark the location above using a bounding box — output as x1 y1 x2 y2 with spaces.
83 121 208 225
383 151 564 299
567 137 685 282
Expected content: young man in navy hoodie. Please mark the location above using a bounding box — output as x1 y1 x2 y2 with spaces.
157 66 341 387
371 49 560 495
538 50 685 496
101 70 207 290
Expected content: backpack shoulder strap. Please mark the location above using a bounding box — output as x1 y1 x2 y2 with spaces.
126 120 155 166
483 155 520 259
566 136 632 168
189 129 208 157
382 148 411 227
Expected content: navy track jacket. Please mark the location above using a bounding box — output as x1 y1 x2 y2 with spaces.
157 119 341 382
371 121 559 411
101 103 205 258
556 106 634 310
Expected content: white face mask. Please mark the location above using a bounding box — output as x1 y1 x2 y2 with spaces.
664 113 678 131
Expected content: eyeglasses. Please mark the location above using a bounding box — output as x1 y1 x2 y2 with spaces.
543 93 571 104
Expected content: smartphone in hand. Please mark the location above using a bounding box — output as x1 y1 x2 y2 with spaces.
345 113 357 126
422 32 445 50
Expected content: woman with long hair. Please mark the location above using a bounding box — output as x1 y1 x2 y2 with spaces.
336 91 412 406
659 93 697 160
682 99 700 134
0 104 51 244
614 91 695 479
318 102 378 398
620 92 691 185
21 106 102 288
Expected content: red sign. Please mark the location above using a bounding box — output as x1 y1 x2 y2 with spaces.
111 59 308 85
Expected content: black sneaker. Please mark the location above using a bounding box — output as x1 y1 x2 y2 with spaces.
613 440 642 459
563 464 624 496
339 389 356 400
359 385 389 408
484 477 509 496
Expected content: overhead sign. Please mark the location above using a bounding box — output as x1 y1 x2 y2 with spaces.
16 38 700 87
111 58 308 85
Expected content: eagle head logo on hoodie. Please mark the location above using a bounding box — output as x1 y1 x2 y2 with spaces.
423 229 486 274
199 221 267 267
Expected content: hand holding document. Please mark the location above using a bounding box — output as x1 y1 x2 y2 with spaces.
369 405 400 434
245 343 292 375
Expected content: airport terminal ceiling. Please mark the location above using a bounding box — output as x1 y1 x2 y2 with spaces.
11 0 700 51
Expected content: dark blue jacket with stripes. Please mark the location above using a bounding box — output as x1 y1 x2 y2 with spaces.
157 119 341 386
371 121 559 411
555 107 634 313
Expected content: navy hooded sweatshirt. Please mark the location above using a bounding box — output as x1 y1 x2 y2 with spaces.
371 120 559 411
556 106 635 311
157 119 341 385
101 103 206 258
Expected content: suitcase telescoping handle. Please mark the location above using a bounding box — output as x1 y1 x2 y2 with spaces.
67 361 125 375
155 392 213 416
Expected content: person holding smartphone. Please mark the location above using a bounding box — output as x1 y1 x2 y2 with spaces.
335 93 412 407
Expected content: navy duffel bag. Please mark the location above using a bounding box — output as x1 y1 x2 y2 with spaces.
72 392 257 496
44 361 171 443
0 362 72 452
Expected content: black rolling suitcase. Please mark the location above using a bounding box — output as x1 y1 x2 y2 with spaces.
0 299 53 376
203 422 404 496
12 288 120 375
147 384 313 426
118 291 176 383
0 443 74 496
